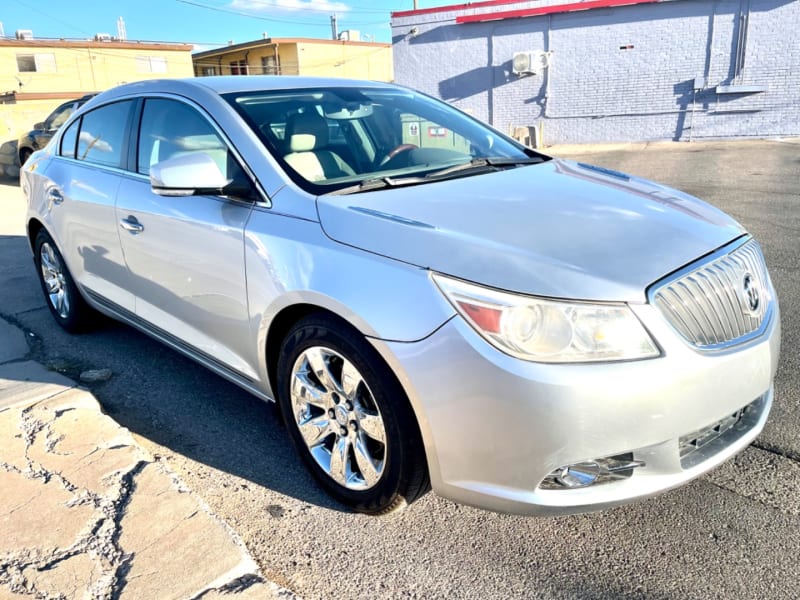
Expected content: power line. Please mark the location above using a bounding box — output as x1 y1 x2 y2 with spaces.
199 0 404 15
175 0 391 27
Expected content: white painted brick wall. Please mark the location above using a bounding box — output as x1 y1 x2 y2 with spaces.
391 0 800 143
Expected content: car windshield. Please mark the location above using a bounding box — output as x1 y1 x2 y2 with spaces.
224 86 547 195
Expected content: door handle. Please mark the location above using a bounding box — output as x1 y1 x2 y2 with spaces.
120 216 144 234
46 188 64 205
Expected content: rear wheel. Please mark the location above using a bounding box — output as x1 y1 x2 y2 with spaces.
277 315 429 514
34 229 96 332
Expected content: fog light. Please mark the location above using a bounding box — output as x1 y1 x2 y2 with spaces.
555 462 601 488
540 453 645 490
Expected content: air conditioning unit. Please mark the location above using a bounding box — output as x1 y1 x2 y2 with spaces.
15 29 34 40
94 33 113 42
512 51 548 75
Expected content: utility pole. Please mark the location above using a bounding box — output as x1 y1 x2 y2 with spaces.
413 1 418 8
330 14 338 40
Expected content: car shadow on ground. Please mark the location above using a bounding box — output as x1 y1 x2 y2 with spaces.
0 233 345 513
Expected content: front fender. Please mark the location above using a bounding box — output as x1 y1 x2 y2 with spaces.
244 208 455 392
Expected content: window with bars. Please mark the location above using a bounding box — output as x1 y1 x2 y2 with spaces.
261 55 279 75
230 60 249 75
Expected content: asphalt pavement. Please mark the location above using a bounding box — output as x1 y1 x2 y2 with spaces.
1 139 799 599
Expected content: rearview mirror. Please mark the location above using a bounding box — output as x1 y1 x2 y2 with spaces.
323 103 374 120
150 153 231 197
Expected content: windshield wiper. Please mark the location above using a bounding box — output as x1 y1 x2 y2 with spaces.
424 156 545 180
328 156 546 196
328 176 426 196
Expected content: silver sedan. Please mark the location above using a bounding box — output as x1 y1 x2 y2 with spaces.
21 77 780 515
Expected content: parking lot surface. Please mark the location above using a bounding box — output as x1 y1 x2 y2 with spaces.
1 138 798 599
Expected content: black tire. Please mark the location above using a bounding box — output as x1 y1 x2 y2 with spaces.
33 229 96 333
19 148 33 166
276 314 430 514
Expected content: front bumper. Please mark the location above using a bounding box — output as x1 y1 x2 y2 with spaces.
374 301 780 516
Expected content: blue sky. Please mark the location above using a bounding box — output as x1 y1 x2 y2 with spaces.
0 0 448 48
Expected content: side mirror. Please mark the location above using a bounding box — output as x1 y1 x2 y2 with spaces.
150 152 231 197
33 121 46 131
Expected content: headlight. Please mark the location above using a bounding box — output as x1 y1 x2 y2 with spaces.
433 274 660 363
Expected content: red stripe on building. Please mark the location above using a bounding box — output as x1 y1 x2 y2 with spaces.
455 0 663 23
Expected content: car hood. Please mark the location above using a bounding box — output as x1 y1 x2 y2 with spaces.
316 159 745 302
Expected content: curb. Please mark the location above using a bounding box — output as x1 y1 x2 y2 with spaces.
0 318 297 599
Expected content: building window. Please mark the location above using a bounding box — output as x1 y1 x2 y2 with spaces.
261 55 278 75
17 53 57 73
136 56 168 74
230 60 248 75
202 66 217 76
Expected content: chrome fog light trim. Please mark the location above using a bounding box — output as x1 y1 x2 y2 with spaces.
540 454 645 490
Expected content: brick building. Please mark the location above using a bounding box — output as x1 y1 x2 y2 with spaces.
391 0 799 144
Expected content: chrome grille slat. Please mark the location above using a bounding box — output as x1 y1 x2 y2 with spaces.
707 263 743 337
652 239 771 349
696 271 732 341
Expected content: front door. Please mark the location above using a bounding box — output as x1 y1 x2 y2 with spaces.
115 97 257 380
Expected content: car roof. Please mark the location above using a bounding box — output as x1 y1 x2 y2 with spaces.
93 76 397 103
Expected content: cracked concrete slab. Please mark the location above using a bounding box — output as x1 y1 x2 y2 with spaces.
0 360 76 411
116 461 258 600
0 322 296 599
0 468 96 552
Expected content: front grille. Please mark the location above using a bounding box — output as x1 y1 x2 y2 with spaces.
652 239 772 348
679 393 766 469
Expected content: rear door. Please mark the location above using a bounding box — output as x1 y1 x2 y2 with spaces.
40 99 137 312
115 96 258 380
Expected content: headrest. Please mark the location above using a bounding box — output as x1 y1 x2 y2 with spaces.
286 111 329 153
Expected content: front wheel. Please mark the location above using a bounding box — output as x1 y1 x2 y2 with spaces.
276 315 429 514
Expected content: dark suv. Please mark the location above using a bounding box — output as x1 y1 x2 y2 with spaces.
18 94 95 165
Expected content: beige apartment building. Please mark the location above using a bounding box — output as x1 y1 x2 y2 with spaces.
1 35 193 175
192 37 393 82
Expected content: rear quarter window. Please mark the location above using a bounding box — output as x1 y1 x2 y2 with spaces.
59 118 80 159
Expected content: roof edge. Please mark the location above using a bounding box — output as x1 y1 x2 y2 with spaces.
193 37 390 58
0 38 192 51
392 0 528 18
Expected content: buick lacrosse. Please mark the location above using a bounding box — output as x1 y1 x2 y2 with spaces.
21 77 780 515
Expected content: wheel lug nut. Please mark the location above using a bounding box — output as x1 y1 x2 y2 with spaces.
328 409 335 418
340 427 347 436
349 421 358 431
345 401 353 411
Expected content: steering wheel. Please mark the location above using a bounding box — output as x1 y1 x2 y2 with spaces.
379 143 418 166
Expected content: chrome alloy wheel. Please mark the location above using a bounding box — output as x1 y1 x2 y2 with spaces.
290 346 388 491
39 242 70 319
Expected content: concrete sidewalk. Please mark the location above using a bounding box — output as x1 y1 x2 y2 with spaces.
0 318 294 599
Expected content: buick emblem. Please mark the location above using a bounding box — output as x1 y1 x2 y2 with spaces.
742 272 760 315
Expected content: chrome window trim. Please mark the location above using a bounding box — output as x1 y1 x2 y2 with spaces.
52 91 271 208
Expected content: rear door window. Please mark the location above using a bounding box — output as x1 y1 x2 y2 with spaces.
76 101 134 168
